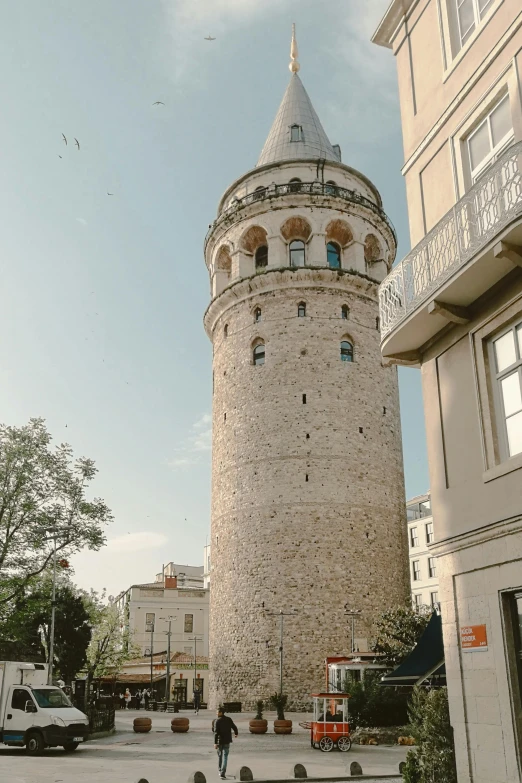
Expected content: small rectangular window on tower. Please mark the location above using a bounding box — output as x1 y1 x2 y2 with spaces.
302 394 307 404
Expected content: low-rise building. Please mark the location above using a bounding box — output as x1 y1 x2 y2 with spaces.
112 651 210 705
115 565 209 657
406 493 439 611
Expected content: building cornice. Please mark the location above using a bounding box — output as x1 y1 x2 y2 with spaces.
372 0 416 48
429 514 522 558
204 267 377 336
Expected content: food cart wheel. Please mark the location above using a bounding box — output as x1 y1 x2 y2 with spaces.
319 736 334 752
337 736 352 752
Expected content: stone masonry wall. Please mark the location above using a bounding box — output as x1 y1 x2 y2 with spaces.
206 267 410 710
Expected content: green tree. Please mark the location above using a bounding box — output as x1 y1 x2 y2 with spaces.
0 573 92 683
402 687 457 783
371 606 431 667
0 418 112 604
85 596 139 683
342 671 409 729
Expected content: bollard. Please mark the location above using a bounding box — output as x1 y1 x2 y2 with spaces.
238 766 254 781
187 773 206 783
350 761 363 775
136 779 150 783
293 763 307 778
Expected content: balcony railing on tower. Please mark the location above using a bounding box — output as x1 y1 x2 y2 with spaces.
205 181 397 249
379 142 522 340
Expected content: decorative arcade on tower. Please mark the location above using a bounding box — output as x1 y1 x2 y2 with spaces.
204 29 409 709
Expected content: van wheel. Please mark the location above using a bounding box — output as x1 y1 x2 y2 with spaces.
26 731 45 756
63 741 79 752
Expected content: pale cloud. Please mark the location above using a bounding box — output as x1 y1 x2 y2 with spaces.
168 412 212 470
106 531 168 552
76 217 88 226
160 0 279 85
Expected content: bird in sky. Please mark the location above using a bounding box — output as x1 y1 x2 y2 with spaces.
74 138 80 150
107 192 113 196
62 134 67 145
204 35 216 40
153 101 165 106
58 155 62 159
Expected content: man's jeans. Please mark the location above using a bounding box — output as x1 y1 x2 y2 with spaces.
217 743 230 775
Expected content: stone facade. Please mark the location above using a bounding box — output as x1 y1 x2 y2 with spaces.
204 73 409 710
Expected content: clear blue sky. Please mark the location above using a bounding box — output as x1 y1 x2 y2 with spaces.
1 0 429 596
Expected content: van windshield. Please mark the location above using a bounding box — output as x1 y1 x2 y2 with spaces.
32 688 72 708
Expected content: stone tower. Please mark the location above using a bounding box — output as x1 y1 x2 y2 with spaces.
204 31 409 710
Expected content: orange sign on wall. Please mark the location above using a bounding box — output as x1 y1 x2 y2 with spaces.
460 624 488 652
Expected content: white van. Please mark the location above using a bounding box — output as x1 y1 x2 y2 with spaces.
0 662 89 755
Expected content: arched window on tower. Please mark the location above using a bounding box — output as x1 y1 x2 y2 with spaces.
224 324 229 338
327 241 341 269
340 340 354 362
253 185 266 202
288 177 302 194
254 307 261 323
341 305 349 320
325 180 337 195
290 124 303 142
289 240 305 267
298 302 306 318
255 245 268 270
253 341 265 366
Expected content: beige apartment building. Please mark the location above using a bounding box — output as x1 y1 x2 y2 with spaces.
373 1 522 781
115 564 209 657
407 492 440 610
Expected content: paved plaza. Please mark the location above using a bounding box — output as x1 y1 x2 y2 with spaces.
0 710 406 783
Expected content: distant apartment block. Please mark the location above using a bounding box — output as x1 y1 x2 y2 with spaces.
406 493 439 611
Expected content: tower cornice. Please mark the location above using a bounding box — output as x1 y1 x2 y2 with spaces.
203 267 378 337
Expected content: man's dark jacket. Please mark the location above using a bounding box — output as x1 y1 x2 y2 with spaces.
214 715 238 745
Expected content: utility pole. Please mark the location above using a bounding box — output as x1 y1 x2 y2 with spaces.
160 615 176 702
344 607 362 654
264 609 297 696
187 635 203 698
149 622 155 695
36 525 72 685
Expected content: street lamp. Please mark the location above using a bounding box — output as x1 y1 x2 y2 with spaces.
264 609 297 696
36 525 73 685
160 615 176 702
187 634 203 700
144 620 155 696
344 607 362 654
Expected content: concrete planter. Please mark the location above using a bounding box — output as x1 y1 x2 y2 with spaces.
171 717 190 733
249 719 268 734
133 717 152 733
273 719 292 734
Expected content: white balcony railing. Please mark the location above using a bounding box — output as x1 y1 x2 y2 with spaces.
379 142 522 340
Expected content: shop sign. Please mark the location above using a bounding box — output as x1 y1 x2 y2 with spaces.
460 624 488 652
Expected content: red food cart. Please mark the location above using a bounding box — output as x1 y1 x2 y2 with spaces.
301 693 352 752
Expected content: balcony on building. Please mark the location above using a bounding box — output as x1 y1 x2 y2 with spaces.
379 142 522 362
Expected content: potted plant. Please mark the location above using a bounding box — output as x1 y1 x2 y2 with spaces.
269 693 292 734
249 700 268 734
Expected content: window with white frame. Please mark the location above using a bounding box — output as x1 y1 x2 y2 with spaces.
454 0 495 50
490 320 522 459
410 527 419 548
412 561 421 582
428 557 437 578
467 94 514 183
145 612 155 632
431 591 440 609
425 522 434 544
414 594 423 611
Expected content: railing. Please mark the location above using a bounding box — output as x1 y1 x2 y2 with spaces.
379 142 522 340
205 181 397 248
87 705 115 733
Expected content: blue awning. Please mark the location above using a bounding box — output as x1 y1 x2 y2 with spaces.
380 612 446 687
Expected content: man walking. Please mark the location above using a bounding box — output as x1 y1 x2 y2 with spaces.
213 707 238 779
193 687 201 715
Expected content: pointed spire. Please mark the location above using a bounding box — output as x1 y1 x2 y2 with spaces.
289 23 300 73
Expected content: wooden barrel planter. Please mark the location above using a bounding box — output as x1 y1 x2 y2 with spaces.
249 719 268 734
274 720 292 735
171 717 190 733
133 717 152 733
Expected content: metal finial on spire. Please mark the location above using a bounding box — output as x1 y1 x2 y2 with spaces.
289 23 300 73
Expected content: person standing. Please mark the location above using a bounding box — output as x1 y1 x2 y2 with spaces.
193 687 201 715
135 689 141 710
124 688 132 710
213 707 238 780
144 688 150 710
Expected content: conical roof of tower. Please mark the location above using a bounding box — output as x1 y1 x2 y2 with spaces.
256 73 340 167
